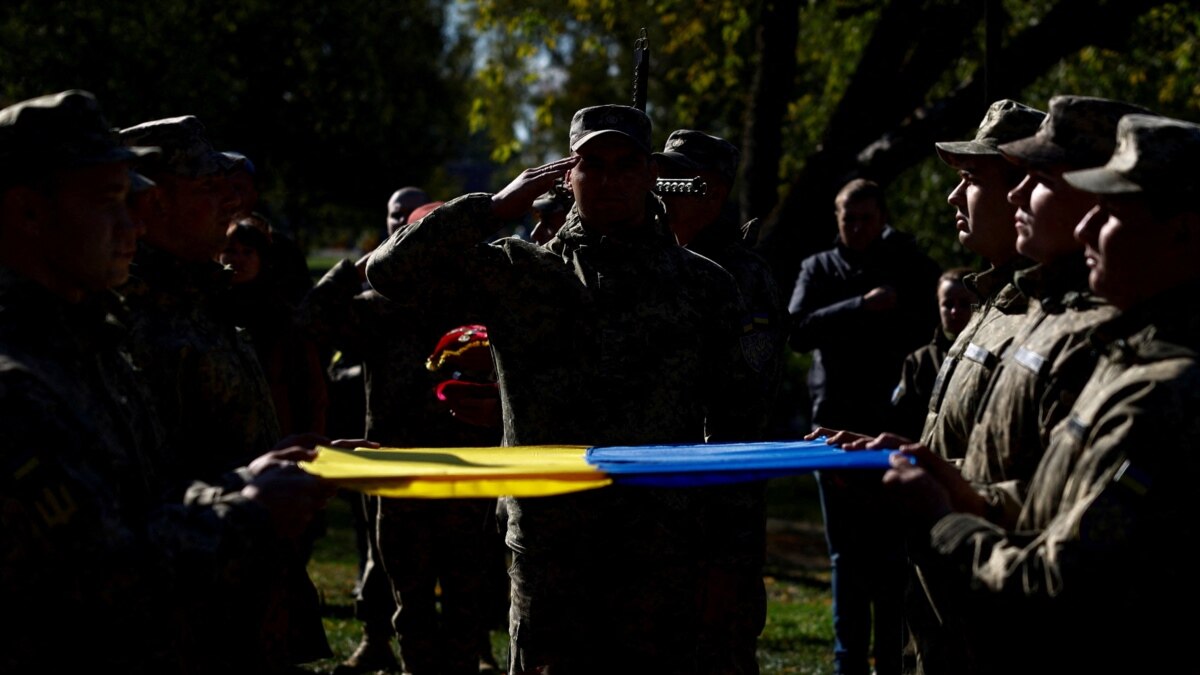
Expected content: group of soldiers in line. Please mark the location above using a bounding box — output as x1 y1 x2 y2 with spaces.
798 95 1200 675
2 79 1199 675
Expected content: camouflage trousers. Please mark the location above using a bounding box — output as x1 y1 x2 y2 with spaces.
377 498 508 675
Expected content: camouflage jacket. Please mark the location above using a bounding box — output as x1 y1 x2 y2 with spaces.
688 213 788 428
298 259 498 448
120 242 281 487
891 328 954 442
920 282 1200 673
0 268 287 674
921 258 1032 459
962 255 1115 526
366 193 761 556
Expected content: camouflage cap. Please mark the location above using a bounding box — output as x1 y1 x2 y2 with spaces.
119 115 241 178
998 95 1153 169
654 129 740 183
1063 114 1200 198
569 104 652 153
935 99 1045 164
0 90 158 179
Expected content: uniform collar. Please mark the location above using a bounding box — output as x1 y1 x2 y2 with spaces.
1013 253 1098 311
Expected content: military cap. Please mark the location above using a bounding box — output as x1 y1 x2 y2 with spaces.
1063 114 1200 198
999 95 1153 169
935 99 1045 165
0 90 158 180
569 105 652 153
654 129 740 183
119 115 240 178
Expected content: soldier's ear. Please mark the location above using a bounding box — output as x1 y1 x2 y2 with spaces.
563 169 573 190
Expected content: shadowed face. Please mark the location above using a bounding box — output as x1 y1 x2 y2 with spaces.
41 162 139 298
938 278 974 336
153 172 238 262
836 196 884 252
566 133 657 237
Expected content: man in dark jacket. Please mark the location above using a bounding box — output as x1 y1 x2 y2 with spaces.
788 178 940 675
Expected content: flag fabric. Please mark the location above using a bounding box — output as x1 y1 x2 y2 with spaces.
301 439 896 498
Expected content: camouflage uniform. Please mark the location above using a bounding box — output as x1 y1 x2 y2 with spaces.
891 328 953 442
302 260 504 674
915 284 1200 674
121 242 281 486
961 256 1116 525
919 259 1031 460
366 190 760 674
118 116 327 669
659 129 787 675
689 216 785 675
0 270 302 674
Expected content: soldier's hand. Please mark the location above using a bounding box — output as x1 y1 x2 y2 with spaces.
242 446 338 539
804 426 845 441
491 156 580 222
890 444 986 516
841 431 913 451
883 450 953 527
824 430 875 447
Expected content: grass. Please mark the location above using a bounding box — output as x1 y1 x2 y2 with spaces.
302 476 836 674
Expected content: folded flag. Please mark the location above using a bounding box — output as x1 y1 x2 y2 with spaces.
301 439 895 498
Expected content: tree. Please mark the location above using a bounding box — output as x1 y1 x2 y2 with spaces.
460 0 1200 281
0 0 475 242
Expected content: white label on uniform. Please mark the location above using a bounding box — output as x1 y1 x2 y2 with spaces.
1014 347 1047 375
963 342 994 367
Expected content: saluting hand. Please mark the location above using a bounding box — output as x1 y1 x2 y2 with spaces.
491 156 580 222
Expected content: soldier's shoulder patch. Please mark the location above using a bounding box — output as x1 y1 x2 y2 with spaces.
740 330 778 374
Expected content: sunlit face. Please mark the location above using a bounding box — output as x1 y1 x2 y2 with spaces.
1074 196 1170 310
219 238 262 284
937 278 975 336
945 155 1018 264
1008 164 1094 263
566 133 657 237
44 162 138 296
155 172 238 262
836 197 885 252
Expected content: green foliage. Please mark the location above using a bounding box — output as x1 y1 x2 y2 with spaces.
0 0 475 242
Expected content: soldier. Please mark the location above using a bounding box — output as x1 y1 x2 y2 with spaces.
118 115 330 670
813 101 1044 452
912 100 1045 460
0 90 334 674
890 267 975 442
655 129 787 675
301 200 505 675
885 112 1200 674
958 95 1151 524
365 104 760 674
